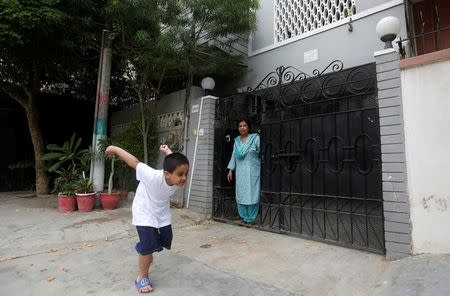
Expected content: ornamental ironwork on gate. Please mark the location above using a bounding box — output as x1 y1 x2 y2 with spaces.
213 61 384 254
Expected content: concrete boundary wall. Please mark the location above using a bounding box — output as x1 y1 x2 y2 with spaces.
400 57 450 254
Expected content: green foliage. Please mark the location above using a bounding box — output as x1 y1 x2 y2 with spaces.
115 119 158 162
41 133 90 173
113 119 159 191
41 134 90 194
0 0 104 97
73 173 93 194
166 0 259 80
105 0 180 99
52 169 77 195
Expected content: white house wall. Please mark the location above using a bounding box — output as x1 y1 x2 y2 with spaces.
401 60 450 254
244 0 406 88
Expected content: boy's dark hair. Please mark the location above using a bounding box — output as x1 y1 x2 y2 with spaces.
238 117 252 131
163 152 189 173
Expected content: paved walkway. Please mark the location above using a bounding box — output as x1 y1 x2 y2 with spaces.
1 192 450 295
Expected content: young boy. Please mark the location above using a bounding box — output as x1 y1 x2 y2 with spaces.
105 144 189 293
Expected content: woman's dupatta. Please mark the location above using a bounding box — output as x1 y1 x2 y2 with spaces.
234 133 257 160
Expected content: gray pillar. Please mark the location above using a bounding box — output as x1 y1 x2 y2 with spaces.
186 95 218 217
375 48 411 260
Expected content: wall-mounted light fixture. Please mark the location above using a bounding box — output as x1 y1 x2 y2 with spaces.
376 16 401 49
201 77 215 95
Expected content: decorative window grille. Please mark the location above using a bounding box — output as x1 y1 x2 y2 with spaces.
274 0 357 42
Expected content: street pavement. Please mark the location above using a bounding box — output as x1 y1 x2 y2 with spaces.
1 192 449 296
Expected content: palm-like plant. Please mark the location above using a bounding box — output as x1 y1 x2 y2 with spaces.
73 172 93 194
42 133 90 173
42 134 90 194
52 169 78 195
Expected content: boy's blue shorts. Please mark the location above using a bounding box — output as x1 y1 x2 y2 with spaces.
135 225 173 255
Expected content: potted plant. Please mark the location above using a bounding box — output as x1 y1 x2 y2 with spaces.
53 169 77 213
99 156 121 210
74 172 96 212
42 134 90 213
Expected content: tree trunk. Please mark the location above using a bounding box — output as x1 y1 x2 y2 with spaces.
138 92 149 164
24 95 49 195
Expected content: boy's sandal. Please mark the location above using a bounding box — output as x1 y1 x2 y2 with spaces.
135 278 153 293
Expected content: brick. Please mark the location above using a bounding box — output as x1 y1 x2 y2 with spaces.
386 250 410 260
380 115 402 126
383 201 410 213
383 191 409 203
378 96 402 108
382 153 405 163
376 60 400 73
378 87 401 99
384 211 410 223
385 241 411 253
381 134 404 145
379 106 402 118
383 181 407 192
382 173 406 182
190 186 208 194
385 221 410 233
192 180 212 188
377 69 400 81
382 162 406 173
380 125 403 136
375 52 400 64
381 144 405 154
189 197 213 205
191 174 209 181
385 232 411 244
378 78 401 90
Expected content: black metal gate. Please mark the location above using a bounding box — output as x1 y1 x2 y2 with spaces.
213 61 385 254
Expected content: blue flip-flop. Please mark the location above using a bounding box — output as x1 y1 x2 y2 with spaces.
135 278 153 293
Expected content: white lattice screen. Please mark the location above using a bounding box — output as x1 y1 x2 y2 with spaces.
274 0 357 42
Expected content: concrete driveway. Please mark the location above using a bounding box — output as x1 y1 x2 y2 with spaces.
1 192 449 296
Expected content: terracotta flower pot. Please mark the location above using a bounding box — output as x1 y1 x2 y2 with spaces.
57 194 77 213
99 192 121 210
76 193 96 212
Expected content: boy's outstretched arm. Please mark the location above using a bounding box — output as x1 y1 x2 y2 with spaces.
105 145 139 169
159 144 173 156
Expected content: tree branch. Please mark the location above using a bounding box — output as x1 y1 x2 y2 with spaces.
1 87 28 109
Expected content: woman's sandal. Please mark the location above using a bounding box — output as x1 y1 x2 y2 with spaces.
135 278 153 293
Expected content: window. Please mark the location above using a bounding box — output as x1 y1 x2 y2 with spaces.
409 0 450 55
274 0 356 42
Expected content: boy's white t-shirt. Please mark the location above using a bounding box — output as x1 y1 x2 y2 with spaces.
132 162 178 228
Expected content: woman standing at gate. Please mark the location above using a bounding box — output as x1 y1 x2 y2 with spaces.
227 118 261 224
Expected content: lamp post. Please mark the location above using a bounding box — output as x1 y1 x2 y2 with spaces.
376 16 401 49
201 77 215 95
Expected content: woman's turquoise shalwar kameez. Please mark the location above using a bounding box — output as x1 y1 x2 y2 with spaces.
227 133 261 223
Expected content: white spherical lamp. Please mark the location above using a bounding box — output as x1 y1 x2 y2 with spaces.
376 16 401 49
201 77 215 91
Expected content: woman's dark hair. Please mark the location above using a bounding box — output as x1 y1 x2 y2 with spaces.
237 117 252 131
163 152 189 173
